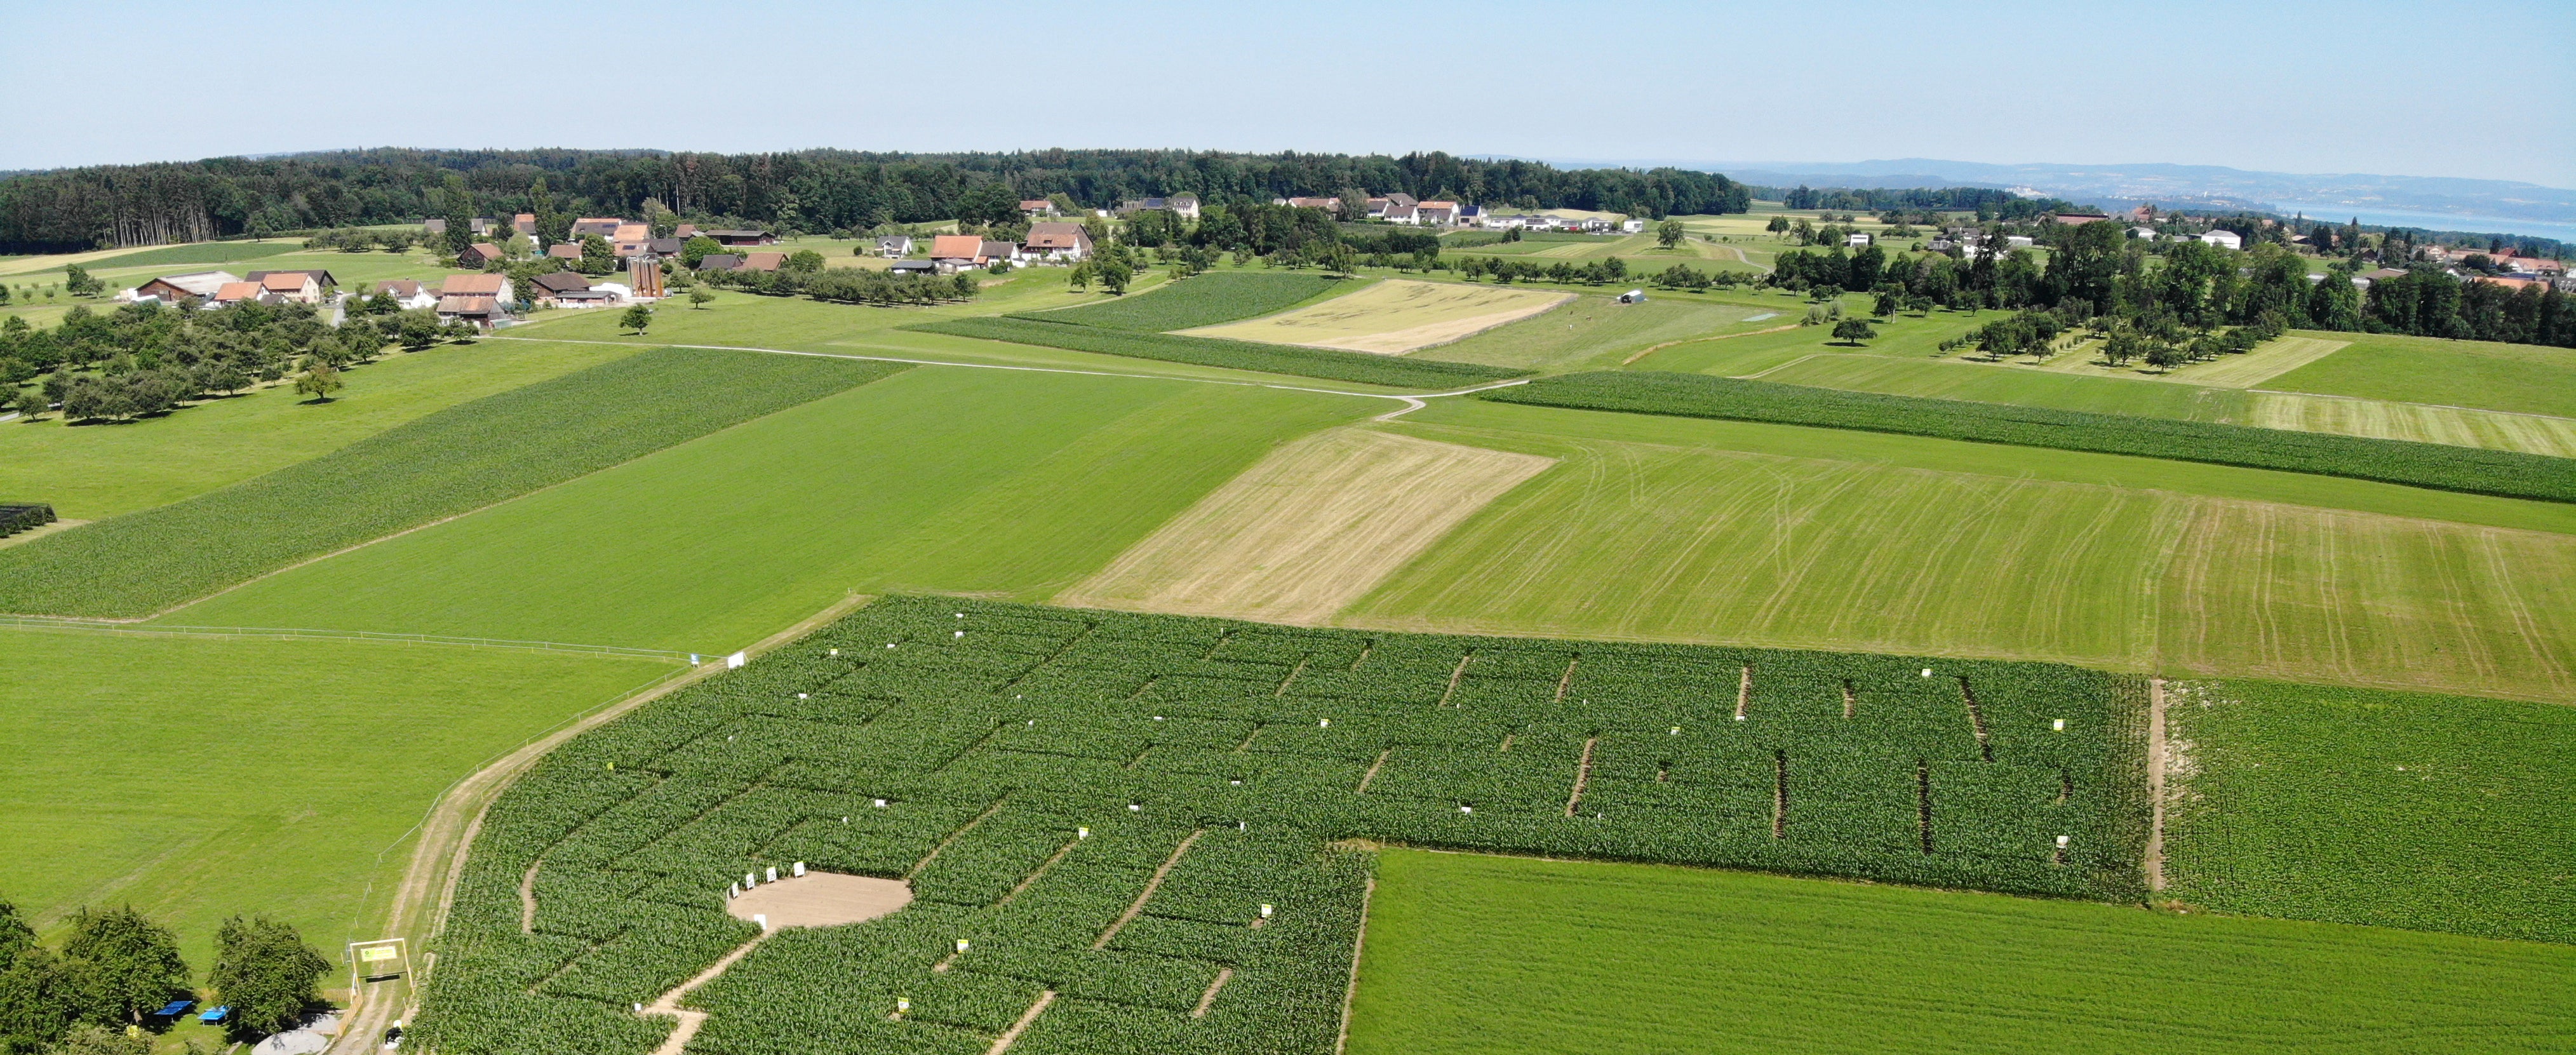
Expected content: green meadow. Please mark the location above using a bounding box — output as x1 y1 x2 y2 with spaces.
2260 330 2576 418
0 628 671 962
1 338 643 519
1350 399 2576 702
1347 850 2576 1055
171 366 1383 650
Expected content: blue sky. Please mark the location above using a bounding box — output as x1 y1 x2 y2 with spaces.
5 0 2568 187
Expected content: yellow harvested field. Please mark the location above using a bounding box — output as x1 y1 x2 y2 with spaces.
2243 392 2576 457
1181 279 1572 354
2166 336 2351 387
1057 428 1555 624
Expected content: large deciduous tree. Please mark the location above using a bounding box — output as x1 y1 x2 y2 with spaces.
59 907 187 1026
208 916 330 1037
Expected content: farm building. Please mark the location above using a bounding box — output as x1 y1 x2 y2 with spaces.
434 294 503 329
980 240 1023 265
889 259 937 274
644 238 685 259
1847 232 1872 246
255 272 322 303
423 217 497 235
705 229 778 246
2128 226 2159 239
929 234 989 272
1277 196 1340 210
372 279 438 309
1116 194 1199 219
247 269 339 292
613 224 652 257
437 272 515 307
1024 222 1092 262
455 243 504 267
739 252 787 272
569 217 623 239
695 253 745 272
2201 229 2244 250
1020 199 1059 217
130 270 239 302
205 281 270 307
527 271 593 304
876 235 915 257
512 213 537 234
1623 218 1647 233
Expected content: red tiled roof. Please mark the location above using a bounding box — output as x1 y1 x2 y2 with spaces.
438 294 499 313
260 273 311 292
931 234 984 259
211 281 260 301
443 273 507 295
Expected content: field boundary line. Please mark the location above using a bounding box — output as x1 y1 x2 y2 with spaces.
1622 324 1803 366
986 990 1057 1055
1733 351 1829 379
1094 828 1205 948
322 593 875 1055
490 335 1529 404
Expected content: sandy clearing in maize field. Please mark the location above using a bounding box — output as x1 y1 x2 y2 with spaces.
1057 427 1555 624
727 871 915 927
1180 279 1573 354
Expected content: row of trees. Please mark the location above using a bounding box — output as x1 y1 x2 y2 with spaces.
0 149 1752 252
697 264 981 306
0 899 330 1051
4 300 473 424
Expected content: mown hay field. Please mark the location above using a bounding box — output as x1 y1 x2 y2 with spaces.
2161 335 2351 387
1181 279 1571 354
1408 293 1790 373
414 596 2147 1055
0 628 671 962
1343 403 2576 703
1347 849 2576 1055
0 347 904 619
1060 428 1556 624
0 339 646 519
2260 330 2576 419
2164 680 2576 944
172 366 1385 652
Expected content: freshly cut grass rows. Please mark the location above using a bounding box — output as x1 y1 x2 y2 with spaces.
1354 408 2576 702
0 349 906 618
1023 271 1352 332
904 316 1524 389
1061 428 1556 624
2163 335 2351 387
2241 392 2576 457
1348 850 2576 1054
415 596 2143 1054
2163 680 2576 945
2260 330 2576 419
1482 371 2576 504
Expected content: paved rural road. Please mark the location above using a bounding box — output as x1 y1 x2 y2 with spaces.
323 595 872 1055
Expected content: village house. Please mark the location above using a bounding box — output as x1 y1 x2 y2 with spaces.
1381 201 1419 224
423 217 499 236
2200 229 2244 250
644 238 686 259
1115 194 1199 220
980 240 1022 265
205 281 271 307
372 280 439 310
1846 232 1872 246
435 272 515 329
255 272 321 303
1020 199 1059 217
674 224 699 239
704 229 778 246
456 243 505 267
569 217 624 239
1457 205 1483 226
1365 193 1418 218
739 252 788 272
1622 218 1647 234
1277 196 1340 210
526 271 594 305
1417 201 1459 226
547 243 585 262
612 224 652 257
929 234 988 272
876 235 915 258
130 271 239 304
513 213 537 235
1023 222 1092 262
2128 226 2159 239
889 259 938 276
695 253 746 272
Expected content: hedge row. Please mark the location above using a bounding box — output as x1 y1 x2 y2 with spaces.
1479 372 2576 504
0 502 55 537
0 350 908 617
412 596 2148 1054
904 316 1523 389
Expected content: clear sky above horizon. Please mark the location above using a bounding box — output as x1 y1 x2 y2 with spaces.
5 0 2569 188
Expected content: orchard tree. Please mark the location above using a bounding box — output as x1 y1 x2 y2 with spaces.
1656 218 1685 250
209 916 330 1037
60 907 187 1025
293 362 342 402
621 305 652 333
1830 318 1878 344
688 288 714 310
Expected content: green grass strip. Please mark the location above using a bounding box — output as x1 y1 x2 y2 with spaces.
906 316 1524 389
0 348 908 617
1483 371 2576 504
1017 271 1350 332
85 241 307 269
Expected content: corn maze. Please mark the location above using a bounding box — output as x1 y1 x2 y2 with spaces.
413 596 2149 1054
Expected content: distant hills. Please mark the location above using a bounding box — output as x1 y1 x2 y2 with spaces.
1550 157 2576 240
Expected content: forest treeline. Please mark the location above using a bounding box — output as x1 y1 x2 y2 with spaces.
0 149 1752 252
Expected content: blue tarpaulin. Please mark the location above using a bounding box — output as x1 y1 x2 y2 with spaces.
154 1000 192 1017
199 1005 229 1023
